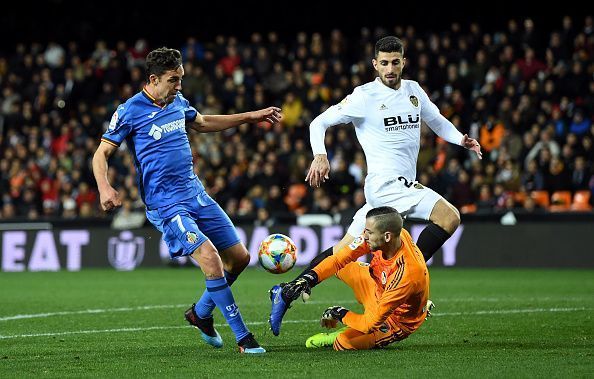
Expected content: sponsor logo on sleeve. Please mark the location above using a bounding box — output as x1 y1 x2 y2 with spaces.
337 95 350 110
348 236 364 250
108 110 119 131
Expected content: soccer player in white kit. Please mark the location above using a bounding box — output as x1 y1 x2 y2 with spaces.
269 36 482 336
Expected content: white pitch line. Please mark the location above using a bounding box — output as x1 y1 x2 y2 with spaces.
0 319 314 340
431 307 592 316
0 307 590 340
0 304 189 322
0 299 591 322
0 300 357 322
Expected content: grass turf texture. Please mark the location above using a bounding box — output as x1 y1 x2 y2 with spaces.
1 268 592 377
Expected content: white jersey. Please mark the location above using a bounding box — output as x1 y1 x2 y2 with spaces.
310 77 463 182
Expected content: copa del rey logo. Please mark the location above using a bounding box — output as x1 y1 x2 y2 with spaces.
109 110 119 131
108 231 145 270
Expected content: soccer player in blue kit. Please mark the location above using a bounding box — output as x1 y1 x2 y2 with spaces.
92 47 281 354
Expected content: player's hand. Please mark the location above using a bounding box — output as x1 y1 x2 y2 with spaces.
250 107 282 126
99 186 122 212
305 154 330 188
461 134 482 159
282 271 318 302
320 306 349 328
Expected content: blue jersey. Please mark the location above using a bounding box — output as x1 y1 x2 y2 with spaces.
101 88 204 209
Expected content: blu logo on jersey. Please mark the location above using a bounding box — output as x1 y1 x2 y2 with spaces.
383 114 420 126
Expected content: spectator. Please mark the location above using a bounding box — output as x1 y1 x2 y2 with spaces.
112 199 146 229
0 16 592 220
571 156 590 191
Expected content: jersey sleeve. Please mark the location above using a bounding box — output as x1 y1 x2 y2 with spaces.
336 87 366 118
413 81 441 124
179 93 198 122
414 82 463 146
101 104 131 147
342 259 413 333
309 88 366 155
313 236 369 282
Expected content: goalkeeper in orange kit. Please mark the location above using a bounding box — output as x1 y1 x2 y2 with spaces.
278 206 432 350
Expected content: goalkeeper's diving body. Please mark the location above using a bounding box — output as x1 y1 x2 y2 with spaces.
273 206 432 350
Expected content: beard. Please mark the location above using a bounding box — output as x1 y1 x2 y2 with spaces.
381 74 401 89
164 93 177 104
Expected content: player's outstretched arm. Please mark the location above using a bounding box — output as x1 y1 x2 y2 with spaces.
282 270 318 301
461 134 482 159
307 101 358 187
305 154 330 188
189 107 281 132
92 141 122 212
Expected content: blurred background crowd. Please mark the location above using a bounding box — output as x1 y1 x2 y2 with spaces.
0 14 593 225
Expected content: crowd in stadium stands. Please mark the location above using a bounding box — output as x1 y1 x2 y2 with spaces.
0 15 593 223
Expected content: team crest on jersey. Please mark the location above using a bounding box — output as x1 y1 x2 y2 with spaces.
348 236 364 250
381 271 387 285
409 95 419 107
414 182 424 189
186 232 198 244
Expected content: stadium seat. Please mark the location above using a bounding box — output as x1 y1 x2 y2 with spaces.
460 204 477 214
529 191 550 209
549 191 571 212
570 190 592 211
513 191 527 206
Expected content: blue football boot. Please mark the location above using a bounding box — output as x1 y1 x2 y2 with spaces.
237 333 266 354
184 304 223 348
268 284 289 336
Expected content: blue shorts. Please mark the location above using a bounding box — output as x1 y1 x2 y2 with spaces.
146 191 241 259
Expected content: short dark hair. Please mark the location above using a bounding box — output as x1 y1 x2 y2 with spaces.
145 47 182 81
366 206 403 234
375 36 404 57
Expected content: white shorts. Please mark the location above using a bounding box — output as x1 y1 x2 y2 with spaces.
346 174 442 237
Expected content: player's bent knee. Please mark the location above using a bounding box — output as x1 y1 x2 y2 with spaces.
191 245 224 277
221 243 250 272
236 250 250 270
434 201 461 233
449 206 461 229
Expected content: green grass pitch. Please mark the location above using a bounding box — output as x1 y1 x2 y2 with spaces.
1 267 592 377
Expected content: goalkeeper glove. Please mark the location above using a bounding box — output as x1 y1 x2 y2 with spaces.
282 270 318 302
320 305 349 328
424 299 435 320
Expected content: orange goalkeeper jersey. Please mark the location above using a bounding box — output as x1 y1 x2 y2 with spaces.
313 229 429 334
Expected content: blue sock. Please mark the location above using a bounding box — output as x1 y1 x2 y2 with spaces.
195 271 239 318
203 277 249 342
